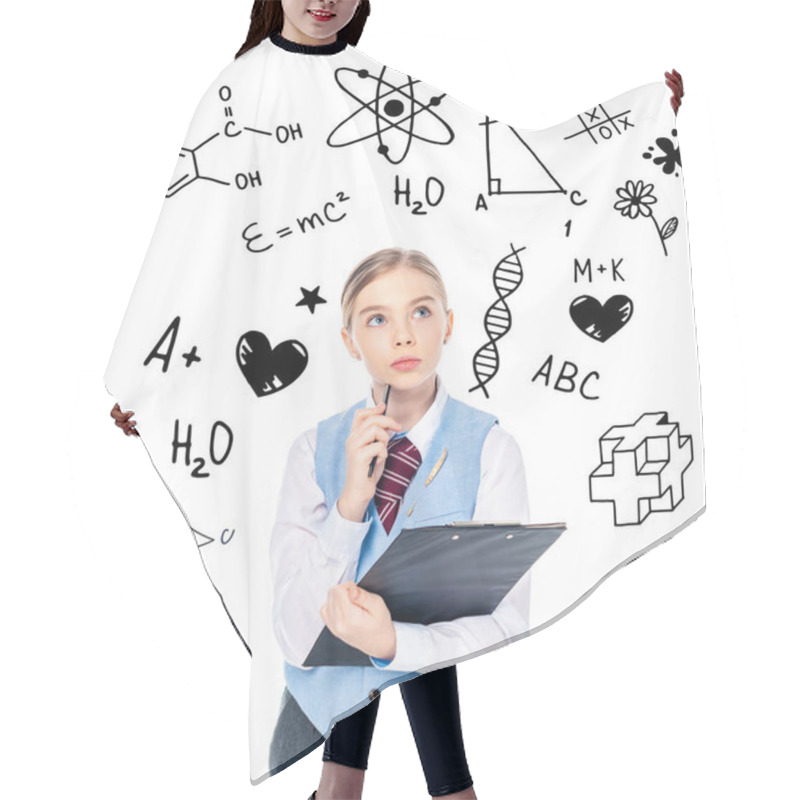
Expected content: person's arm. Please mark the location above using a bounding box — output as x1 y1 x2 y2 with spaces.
370 424 532 672
271 429 373 668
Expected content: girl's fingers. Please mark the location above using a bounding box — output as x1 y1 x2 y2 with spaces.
362 416 400 438
356 405 399 428
116 416 139 436
361 441 387 465
353 420 395 451
355 404 385 420
664 70 683 94
328 586 349 622
111 406 136 423
358 425 390 449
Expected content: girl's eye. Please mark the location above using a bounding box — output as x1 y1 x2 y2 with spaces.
366 307 431 326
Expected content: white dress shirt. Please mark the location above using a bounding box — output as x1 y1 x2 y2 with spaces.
270 377 532 673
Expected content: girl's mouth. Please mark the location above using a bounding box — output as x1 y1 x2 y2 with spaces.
391 358 421 372
308 9 335 22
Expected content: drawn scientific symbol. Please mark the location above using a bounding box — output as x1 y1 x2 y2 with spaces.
241 190 351 255
480 118 565 197
327 66 455 165
563 102 635 145
193 526 236 550
166 84 304 198
613 179 678 257
588 412 694 526
569 294 633 342
642 129 681 177
469 244 526 398
236 330 308 397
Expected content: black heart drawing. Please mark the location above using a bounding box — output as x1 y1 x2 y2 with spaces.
569 295 633 342
236 330 308 397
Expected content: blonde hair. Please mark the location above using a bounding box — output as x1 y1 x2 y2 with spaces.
341 248 449 332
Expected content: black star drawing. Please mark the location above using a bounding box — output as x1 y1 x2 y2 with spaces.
296 286 327 314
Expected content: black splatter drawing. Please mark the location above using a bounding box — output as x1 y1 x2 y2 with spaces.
327 66 454 164
613 179 678 256
588 411 694 526
569 295 633 342
563 102 635 144
643 129 681 176
481 118 565 196
468 244 526 399
296 286 327 314
237 331 308 396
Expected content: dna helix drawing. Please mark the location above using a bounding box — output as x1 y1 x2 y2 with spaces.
469 244 526 398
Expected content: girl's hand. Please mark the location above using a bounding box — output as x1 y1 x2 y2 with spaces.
320 581 397 661
110 402 139 437
339 403 402 515
665 68 684 115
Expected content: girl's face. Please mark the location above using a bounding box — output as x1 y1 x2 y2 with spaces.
342 265 454 392
280 0 361 45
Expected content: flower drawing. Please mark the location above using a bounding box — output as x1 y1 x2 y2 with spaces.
613 178 678 256
614 180 657 218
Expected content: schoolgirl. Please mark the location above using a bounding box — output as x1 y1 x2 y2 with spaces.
270 247 532 799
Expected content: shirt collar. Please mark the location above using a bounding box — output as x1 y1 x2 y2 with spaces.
364 375 448 460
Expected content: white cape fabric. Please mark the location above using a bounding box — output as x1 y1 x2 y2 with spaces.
104 33 705 784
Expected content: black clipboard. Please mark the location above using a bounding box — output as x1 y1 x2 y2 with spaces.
302 521 566 667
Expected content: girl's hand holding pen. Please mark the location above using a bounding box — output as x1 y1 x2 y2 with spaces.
337 402 402 522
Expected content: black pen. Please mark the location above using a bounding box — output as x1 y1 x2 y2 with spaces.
367 383 391 478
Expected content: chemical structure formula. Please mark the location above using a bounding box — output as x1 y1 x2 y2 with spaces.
166 84 303 198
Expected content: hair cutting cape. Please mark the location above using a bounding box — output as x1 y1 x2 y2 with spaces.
104 33 705 785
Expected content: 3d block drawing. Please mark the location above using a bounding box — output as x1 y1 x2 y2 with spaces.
589 412 694 526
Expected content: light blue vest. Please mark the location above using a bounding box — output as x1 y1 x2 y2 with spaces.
284 394 498 735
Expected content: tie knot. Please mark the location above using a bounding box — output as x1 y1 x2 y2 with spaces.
388 435 420 461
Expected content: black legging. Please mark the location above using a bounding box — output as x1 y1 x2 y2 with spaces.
323 664 474 797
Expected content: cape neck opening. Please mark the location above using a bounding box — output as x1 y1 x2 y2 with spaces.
269 32 348 55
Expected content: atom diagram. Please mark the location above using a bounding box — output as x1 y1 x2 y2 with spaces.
327 66 455 165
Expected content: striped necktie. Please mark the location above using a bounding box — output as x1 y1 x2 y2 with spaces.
374 435 422 534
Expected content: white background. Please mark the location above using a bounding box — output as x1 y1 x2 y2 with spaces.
1 1 797 797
